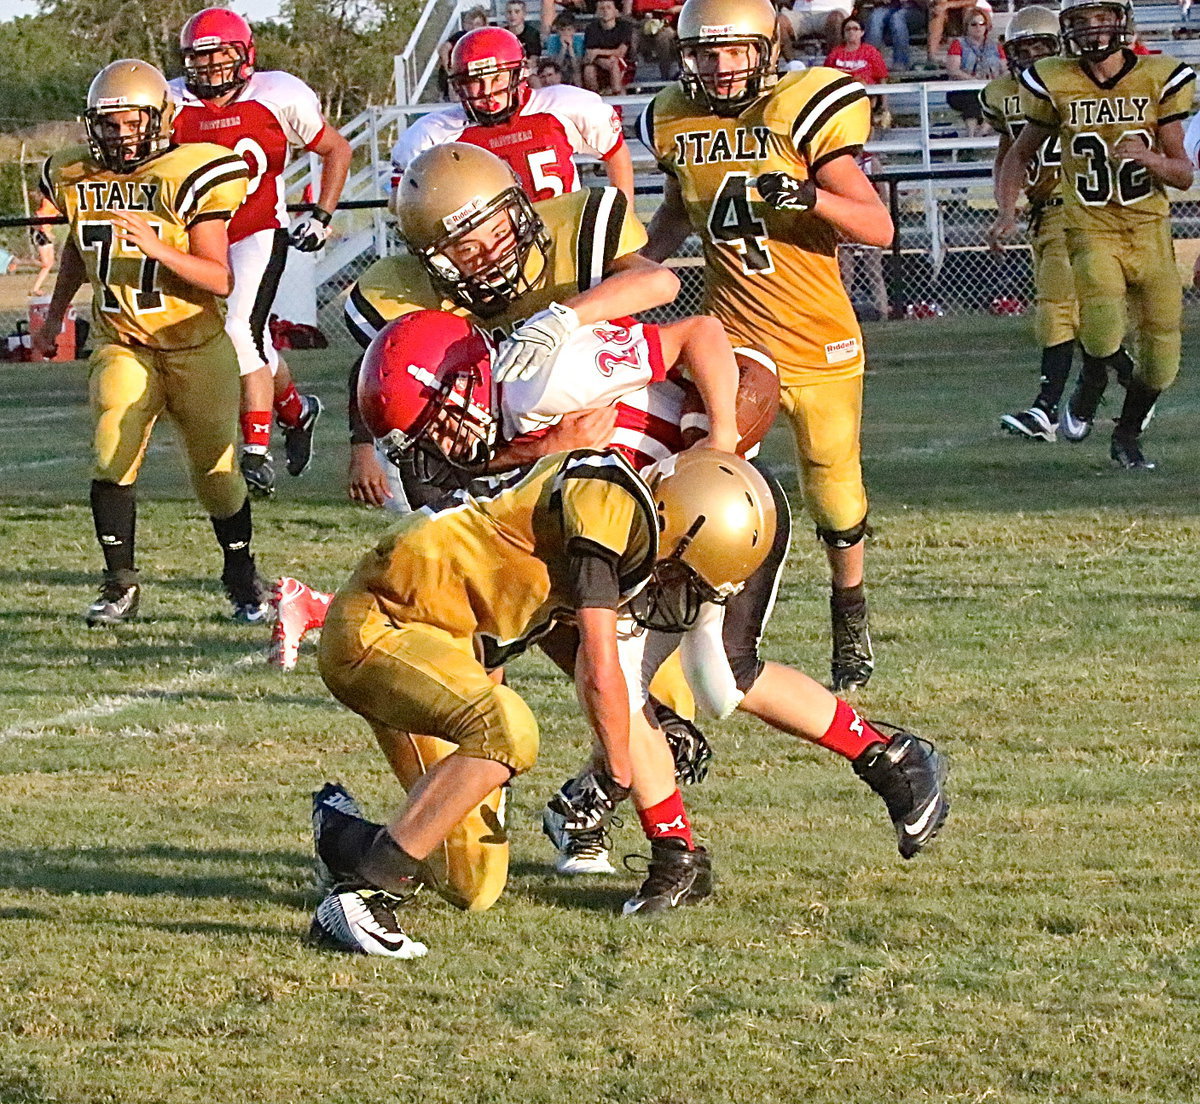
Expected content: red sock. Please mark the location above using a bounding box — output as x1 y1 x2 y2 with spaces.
817 698 890 761
637 790 694 848
274 383 304 427
240 410 272 452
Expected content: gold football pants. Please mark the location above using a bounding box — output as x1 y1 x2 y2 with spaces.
89 332 245 518
1031 204 1079 350
1065 219 1182 391
779 373 867 535
318 588 538 911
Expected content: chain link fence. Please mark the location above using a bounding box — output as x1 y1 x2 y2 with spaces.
3 177 1200 358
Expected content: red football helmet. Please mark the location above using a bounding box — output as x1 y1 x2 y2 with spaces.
449 27 529 125
359 310 498 486
180 8 256 99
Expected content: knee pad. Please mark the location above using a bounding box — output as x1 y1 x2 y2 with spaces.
817 517 868 550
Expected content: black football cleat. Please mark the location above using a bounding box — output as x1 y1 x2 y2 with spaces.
283 395 323 477
999 405 1057 442
1059 365 1107 443
1110 433 1156 471
622 838 713 918
309 885 428 959
223 568 273 624
85 570 140 627
831 594 874 693
653 703 713 786
853 730 949 859
239 450 276 498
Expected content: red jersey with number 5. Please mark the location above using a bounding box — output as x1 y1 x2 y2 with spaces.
171 70 328 243
391 84 625 200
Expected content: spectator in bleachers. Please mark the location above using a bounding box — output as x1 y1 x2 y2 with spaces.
624 0 682 81
927 0 991 61
506 1 543 59
825 15 889 83
944 6 1004 136
582 0 635 93
780 0 850 51
438 7 491 96
864 0 927 71
535 57 567 84
544 11 587 82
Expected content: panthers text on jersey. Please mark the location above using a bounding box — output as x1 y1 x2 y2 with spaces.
42 143 248 350
349 449 658 663
171 70 328 243
345 186 646 348
1020 50 1195 231
981 74 1062 205
501 319 689 470
641 67 870 385
391 84 625 200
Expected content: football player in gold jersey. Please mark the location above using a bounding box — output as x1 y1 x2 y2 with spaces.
33 59 272 624
309 343 775 954
983 6 1080 443
342 142 679 510
993 0 1195 469
639 0 894 692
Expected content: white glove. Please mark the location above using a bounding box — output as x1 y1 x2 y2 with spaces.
289 208 333 252
493 302 580 382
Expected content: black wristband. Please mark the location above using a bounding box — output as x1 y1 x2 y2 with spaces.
311 207 333 226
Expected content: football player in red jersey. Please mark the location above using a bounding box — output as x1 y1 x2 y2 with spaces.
172 7 353 498
391 26 635 203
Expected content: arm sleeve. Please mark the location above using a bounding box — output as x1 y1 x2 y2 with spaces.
790 73 871 173
177 152 250 226
347 354 373 444
1159 62 1197 126
1019 63 1059 127
979 82 1005 131
566 551 622 610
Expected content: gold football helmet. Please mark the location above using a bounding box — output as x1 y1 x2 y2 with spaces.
636 448 777 631
85 59 175 174
1059 0 1134 60
1005 5 1060 73
392 143 550 318
677 0 779 116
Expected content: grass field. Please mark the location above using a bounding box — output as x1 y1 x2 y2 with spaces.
3 315 1200 1104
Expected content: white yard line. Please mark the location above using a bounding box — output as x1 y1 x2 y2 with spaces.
0 653 260 744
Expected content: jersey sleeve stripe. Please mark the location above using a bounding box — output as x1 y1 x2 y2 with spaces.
636 102 655 154
810 143 863 174
1160 64 1196 101
38 157 54 202
188 210 233 225
345 286 387 349
177 156 251 219
575 187 618 293
790 75 858 144
1019 66 1051 101
600 187 628 274
792 84 868 154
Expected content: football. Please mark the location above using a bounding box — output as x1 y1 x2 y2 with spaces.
680 344 780 455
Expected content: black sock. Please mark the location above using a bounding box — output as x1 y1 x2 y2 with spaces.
90 480 136 576
211 497 254 586
832 582 867 615
1115 379 1160 439
1035 341 1075 413
360 828 427 895
326 817 386 880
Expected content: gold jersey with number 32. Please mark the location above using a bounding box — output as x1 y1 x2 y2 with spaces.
1019 51 1195 232
42 142 249 351
641 67 870 384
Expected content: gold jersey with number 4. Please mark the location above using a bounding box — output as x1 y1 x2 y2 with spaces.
1019 51 1195 232
641 68 870 385
42 143 249 351
981 74 1062 205
345 187 646 349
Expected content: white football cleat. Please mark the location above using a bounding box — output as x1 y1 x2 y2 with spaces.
542 804 616 875
268 576 332 670
309 886 428 959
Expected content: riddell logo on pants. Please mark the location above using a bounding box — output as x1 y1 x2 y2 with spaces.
825 338 859 365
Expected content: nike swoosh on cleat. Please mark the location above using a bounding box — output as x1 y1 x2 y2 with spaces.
904 795 944 836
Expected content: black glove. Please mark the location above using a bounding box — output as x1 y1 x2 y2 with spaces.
756 172 818 213
546 767 630 831
289 207 333 252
